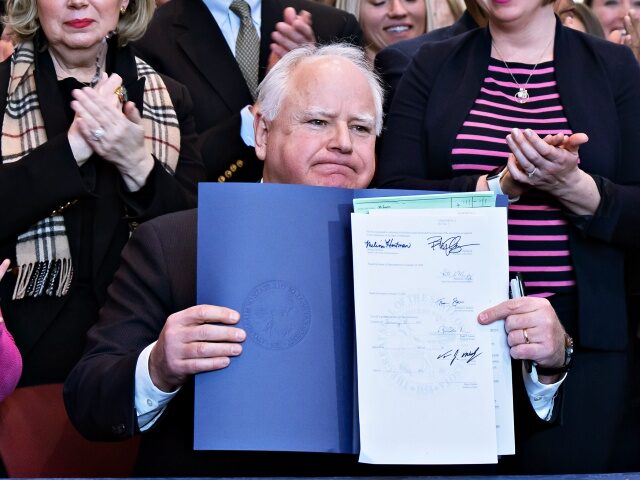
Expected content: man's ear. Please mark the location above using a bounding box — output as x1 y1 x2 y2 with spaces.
253 109 268 162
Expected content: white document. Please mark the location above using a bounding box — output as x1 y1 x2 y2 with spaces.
351 208 511 464
367 208 515 455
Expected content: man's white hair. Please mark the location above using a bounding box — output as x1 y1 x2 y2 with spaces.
255 43 385 135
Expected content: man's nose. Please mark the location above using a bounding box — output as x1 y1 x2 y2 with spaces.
388 0 409 17
328 123 353 153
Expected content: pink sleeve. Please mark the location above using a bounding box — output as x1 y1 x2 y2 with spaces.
0 311 22 402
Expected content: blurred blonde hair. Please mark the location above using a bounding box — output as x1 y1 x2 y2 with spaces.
5 0 155 47
335 0 466 33
336 0 429 29
426 0 465 30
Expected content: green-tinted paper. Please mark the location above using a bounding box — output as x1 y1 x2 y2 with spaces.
353 191 497 213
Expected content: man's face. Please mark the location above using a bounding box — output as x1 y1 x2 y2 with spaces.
254 57 377 189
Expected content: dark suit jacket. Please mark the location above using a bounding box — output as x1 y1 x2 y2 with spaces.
0 42 205 385
65 208 568 475
133 0 362 183
375 19 640 472
374 11 478 112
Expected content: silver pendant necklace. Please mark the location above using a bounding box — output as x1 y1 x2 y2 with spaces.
492 36 554 104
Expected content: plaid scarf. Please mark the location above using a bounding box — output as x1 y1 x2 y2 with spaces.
2 41 180 300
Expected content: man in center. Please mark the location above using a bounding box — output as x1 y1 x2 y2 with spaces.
65 44 568 476
63 44 382 476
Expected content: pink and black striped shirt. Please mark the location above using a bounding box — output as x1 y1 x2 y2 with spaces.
452 58 576 297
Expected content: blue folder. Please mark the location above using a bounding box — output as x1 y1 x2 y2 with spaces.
194 183 506 453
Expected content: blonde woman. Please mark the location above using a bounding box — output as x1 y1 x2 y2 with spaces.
335 0 434 60
0 0 204 387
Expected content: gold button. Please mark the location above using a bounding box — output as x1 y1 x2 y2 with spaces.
218 175 226 182
230 164 237 173
236 160 244 168
224 170 232 178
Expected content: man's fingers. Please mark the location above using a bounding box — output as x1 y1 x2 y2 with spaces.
477 297 543 325
509 343 543 361
282 6 297 23
182 356 232 375
172 304 241 326
290 17 315 42
183 324 246 343
299 9 312 25
184 341 243 360
506 324 539 347
270 43 287 59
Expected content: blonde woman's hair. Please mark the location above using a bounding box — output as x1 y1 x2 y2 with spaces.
426 0 465 31
5 0 155 47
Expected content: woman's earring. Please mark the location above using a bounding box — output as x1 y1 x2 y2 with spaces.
120 5 127 14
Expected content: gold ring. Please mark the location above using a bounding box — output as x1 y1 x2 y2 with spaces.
522 328 530 344
114 85 128 104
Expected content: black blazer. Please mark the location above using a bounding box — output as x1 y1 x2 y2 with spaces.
133 0 362 183
0 43 205 385
374 11 479 111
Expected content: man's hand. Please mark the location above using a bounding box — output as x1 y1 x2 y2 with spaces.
478 297 567 383
148 305 245 392
267 7 316 72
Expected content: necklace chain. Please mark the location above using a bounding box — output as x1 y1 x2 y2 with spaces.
51 30 115 87
492 36 554 104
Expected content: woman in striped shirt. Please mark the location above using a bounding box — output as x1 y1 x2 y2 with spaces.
376 0 640 473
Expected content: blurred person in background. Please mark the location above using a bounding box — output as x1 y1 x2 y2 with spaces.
133 0 362 183
0 259 21 403
585 0 640 59
430 0 465 28
335 0 429 60
565 2 605 37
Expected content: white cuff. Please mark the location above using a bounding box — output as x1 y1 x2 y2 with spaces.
522 361 566 421
135 341 180 431
240 105 255 147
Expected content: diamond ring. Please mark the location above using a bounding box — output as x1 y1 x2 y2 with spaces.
527 167 538 178
91 128 105 142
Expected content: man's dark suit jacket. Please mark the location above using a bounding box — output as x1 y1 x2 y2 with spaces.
375 19 640 472
374 11 478 112
65 208 566 475
133 0 362 183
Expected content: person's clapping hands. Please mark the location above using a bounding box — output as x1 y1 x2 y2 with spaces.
148 305 246 392
504 128 600 215
267 7 316 71
68 73 154 191
478 296 567 383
